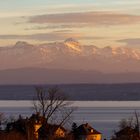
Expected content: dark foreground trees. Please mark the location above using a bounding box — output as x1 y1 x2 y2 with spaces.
0 86 74 140
111 111 140 140
33 86 74 126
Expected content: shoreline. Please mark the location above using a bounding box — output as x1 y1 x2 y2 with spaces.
0 100 140 108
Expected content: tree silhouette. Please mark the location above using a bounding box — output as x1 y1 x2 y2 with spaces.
33 87 74 126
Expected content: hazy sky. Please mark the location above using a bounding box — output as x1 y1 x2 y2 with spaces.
0 0 140 48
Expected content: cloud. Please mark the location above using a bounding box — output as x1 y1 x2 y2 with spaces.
0 33 78 41
28 11 140 26
118 38 140 47
24 24 87 31
0 32 102 41
0 32 81 41
52 30 73 33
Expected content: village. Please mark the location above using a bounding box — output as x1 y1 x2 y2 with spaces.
0 87 140 140
0 112 102 140
0 110 140 140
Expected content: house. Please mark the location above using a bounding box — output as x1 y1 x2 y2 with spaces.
38 123 67 140
29 113 44 140
27 113 67 140
116 126 137 136
74 123 102 140
112 126 140 140
34 121 42 140
0 113 68 140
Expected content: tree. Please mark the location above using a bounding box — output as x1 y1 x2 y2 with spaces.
111 111 140 140
71 122 78 133
134 111 140 137
71 122 78 140
0 113 5 130
118 118 133 130
33 86 74 126
118 111 140 131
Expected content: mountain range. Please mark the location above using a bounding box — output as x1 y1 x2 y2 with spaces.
0 38 140 84
0 38 140 73
0 68 140 84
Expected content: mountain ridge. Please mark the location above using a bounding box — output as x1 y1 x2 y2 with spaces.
0 67 140 84
0 39 140 73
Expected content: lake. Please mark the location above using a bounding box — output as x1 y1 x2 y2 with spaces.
0 101 140 139
0 84 140 100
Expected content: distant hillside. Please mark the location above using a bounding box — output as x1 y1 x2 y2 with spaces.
0 68 140 84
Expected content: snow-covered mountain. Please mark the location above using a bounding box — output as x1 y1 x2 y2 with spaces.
0 38 140 73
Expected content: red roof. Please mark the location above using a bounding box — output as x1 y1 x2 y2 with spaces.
76 123 101 135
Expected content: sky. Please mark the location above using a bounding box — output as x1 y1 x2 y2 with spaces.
0 0 140 48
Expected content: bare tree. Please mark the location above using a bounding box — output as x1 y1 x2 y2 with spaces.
119 117 133 130
134 111 140 138
0 113 4 121
118 111 140 130
33 86 74 126
0 113 5 130
111 111 140 140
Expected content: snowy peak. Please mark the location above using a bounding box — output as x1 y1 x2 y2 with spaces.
0 39 140 73
14 41 33 48
64 38 80 45
64 38 81 52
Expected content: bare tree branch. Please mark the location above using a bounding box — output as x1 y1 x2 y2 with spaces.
32 86 74 125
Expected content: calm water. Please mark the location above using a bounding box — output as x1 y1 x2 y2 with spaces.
0 84 140 100
0 101 140 139
0 84 140 139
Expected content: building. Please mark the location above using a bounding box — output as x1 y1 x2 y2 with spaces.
112 126 140 140
74 123 102 140
34 121 42 140
38 123 67 140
